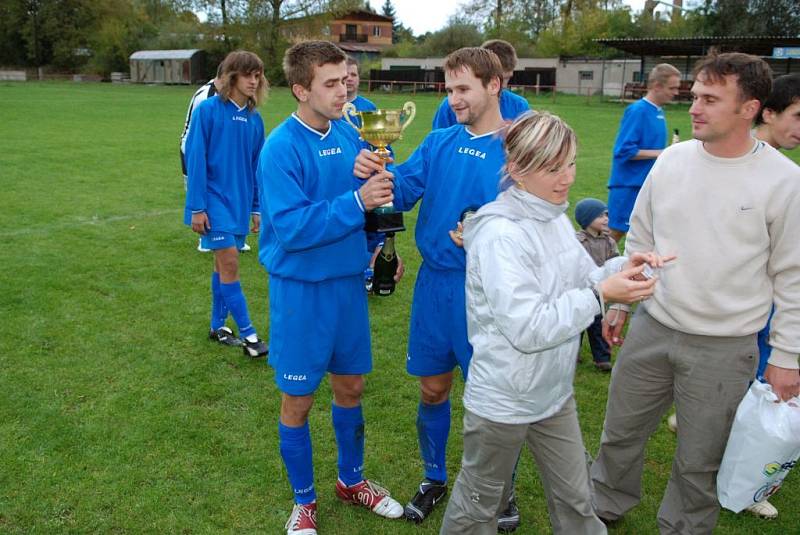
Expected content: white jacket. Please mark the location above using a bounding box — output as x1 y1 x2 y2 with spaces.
462 187 627 424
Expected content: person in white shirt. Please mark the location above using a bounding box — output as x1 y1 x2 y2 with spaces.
591 52 800 535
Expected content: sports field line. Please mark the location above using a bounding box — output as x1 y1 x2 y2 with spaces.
0 208 181 237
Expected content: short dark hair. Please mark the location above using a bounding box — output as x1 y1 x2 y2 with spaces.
283 41 347 99
481 39 517 73
693 52 772 105
757 73 800 125
346 56 359 68
444 47 504 89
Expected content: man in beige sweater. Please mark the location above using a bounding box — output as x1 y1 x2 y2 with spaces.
591 52 800 534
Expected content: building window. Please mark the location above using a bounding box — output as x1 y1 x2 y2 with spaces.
372 25 381 37
579 71 593 81
633 71 642 82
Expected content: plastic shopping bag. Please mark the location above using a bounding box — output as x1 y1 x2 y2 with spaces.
717 380 800 512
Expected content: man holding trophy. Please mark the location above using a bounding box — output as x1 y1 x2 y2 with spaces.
342 92 415 295
353 47 520 530
257 40 405 535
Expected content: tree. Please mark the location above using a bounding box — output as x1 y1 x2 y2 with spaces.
381 0 412 44
461 0 562 40
419 19 483 56
0 2 28 67
703 0 800 36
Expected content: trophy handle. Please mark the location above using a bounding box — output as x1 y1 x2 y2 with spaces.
400 102 416 132
341 102 360 132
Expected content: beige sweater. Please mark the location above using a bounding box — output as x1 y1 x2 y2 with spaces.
627 139 800 369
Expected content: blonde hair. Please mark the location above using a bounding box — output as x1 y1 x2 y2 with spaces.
648 63 680 87
500 111 577 190
217 50 268 110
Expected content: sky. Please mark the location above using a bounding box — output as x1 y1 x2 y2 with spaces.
391 0 650 36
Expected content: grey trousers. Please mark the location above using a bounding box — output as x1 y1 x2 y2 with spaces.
440 398 606 535
590 307 757 535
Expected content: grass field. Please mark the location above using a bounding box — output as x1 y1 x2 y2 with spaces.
1 81 798 534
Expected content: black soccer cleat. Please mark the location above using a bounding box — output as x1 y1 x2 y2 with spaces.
209 326 243 347
404 479 447 524
497 495 521 533
242 337 268 358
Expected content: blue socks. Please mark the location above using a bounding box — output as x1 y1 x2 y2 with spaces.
210 272 228 331
332 404 365 486
279 406 365 505
279 421 316 504
417 400 450 483
219 280 255 339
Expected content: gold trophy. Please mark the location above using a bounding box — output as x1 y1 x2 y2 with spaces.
342 101 416 234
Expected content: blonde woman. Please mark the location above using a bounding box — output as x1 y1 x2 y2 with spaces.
440 112 671 535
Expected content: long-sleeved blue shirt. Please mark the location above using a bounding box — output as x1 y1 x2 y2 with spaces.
391 124 505 271
351 94 377 112
257 114 369 282
431 89 530 130
608 98 667 188
183 96 264 234
341 94 378 129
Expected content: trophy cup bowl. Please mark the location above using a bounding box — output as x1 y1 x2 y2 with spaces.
342 101 416 234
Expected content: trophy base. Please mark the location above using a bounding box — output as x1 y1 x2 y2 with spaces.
365 211 405 234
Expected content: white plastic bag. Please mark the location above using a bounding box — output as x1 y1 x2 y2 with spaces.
717 380 800 512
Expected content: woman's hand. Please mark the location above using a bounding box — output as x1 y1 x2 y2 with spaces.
624 252 676 281
599 264 657 304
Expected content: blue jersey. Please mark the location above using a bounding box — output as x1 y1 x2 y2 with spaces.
183 96 264 234
391 124 505 271
431 89 530 130
608 98 667 188
341 94 377 129
351 94 377 112
257 114 370 282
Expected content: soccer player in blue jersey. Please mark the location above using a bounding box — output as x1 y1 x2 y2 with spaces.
345 57 377 119
607 63 680 242
344 56 385 289
183 50 269 357
257 40 404 535
181 62 253 253
181 65 220 253
354 47 520 531
431 39 529 130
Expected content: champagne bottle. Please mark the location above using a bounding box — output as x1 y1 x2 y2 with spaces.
372 234 398 296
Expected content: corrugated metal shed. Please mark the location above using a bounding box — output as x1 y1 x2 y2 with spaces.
129 49 206 84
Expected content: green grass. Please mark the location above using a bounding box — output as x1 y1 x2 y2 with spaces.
0 81 797 534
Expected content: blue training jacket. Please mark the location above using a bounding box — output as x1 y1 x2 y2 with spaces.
431 89 530 130
257 114 370 282
183 96 265 234
608 98 667 188
391 124 505 272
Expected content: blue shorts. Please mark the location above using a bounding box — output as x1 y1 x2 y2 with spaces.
607 186 641 233
268 275 372 395
407 263 472 378
200 231 246 251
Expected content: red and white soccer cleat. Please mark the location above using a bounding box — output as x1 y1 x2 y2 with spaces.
285 501 317 535
335 479 403 519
